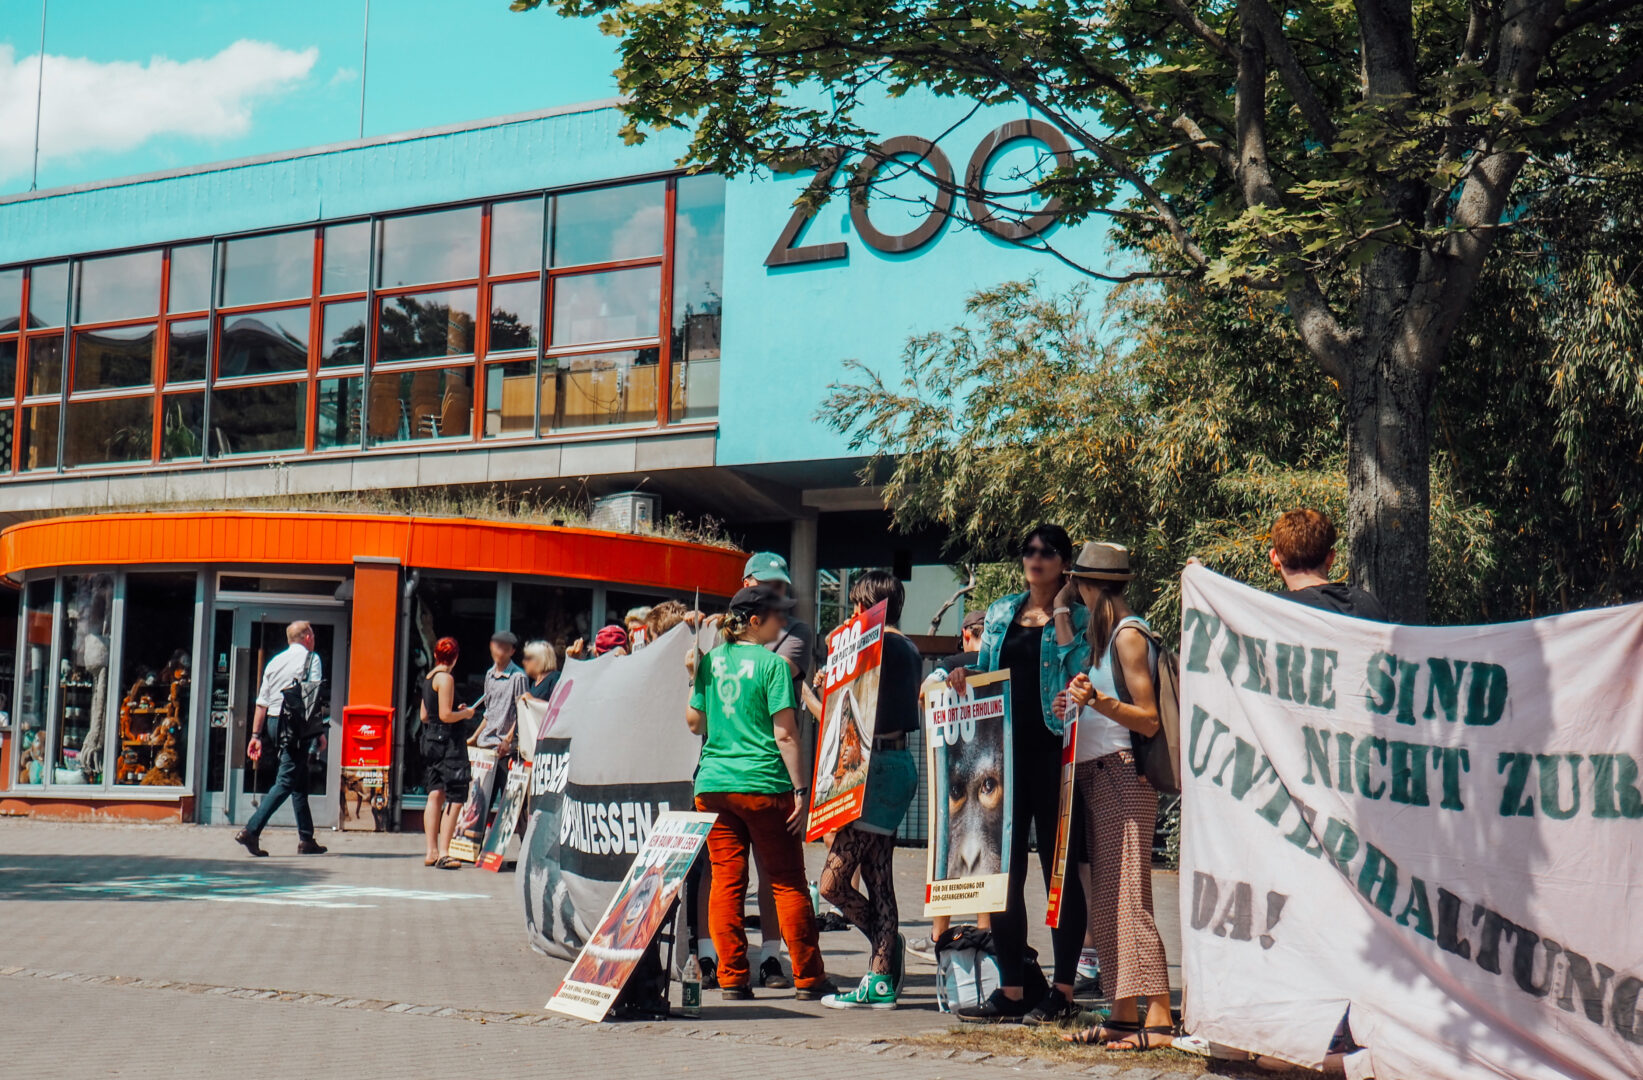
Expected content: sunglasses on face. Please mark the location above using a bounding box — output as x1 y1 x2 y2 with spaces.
1021 544 1058 559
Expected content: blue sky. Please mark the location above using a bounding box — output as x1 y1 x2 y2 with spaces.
0 0 620 195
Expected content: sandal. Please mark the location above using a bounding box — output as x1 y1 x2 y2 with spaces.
434 856 464 869
1062 1019 1139 1045
424 856 439 867
1106 1024 1176 1052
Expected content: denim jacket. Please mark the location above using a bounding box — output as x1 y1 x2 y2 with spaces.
935 592 1090 736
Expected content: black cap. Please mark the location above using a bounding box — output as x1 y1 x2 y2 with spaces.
961 609 985 631
490 630 519 649
730 584 797 616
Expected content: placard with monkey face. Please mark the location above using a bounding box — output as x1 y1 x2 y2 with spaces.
923 669 1013 916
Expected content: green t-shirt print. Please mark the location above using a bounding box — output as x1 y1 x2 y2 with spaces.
690 642 798 795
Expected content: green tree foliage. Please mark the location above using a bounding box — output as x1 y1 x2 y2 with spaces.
514 0 1643 621
824 163 1643 630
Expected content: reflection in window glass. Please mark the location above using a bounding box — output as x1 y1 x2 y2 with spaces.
376 289 476 364
0 398 10 470
672 174 725 365
550 266 661 347
53 573 114 785
489 198 545 275
0 266 22 331
210 381 306 455
74 250 161 325
13 578 54 785
488 280 539 353
511 582 593 658
377 206 480 288
218 307 310 378
366 366 472 444
115 573 197 786
553 182 666 267
543 348 661 431
64 395 153 468
20 404 58 469
25 337 63 397
484 359 537 437
321 301 366 368
74 325 156 391
323 221 371 295
219 231 313 308
160 392 205 460
671 353 720 423
167 319 209 383
28 262 70 328
0 339 15 400
317 376 363 449
168 243 213 314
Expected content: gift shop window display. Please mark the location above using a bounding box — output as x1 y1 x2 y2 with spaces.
51 574 114 786
112 574 197 787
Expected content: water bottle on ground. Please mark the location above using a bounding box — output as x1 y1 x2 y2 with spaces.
681 952 702 1018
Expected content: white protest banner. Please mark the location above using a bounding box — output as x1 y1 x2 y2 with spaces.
924 669 1013 916
519 623 706 960
1179 564 1643 1080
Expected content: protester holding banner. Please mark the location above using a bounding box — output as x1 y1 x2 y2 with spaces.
420 636 476 869
522 640 560 701
687 584 837 1002
1055 543 1174 1051
946 524 1091 1024
814 571 921 1010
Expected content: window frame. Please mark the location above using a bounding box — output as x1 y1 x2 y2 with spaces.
0 171 712 477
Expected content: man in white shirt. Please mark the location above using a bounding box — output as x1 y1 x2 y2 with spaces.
234 621 327 857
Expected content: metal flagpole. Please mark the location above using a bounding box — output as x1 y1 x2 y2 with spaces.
358 0 370 139
30 0 47 191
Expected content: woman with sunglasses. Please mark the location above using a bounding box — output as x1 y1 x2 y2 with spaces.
946 523 1090 1024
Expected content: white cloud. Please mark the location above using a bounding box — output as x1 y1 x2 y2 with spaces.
329 66 359 87
0 39 318 181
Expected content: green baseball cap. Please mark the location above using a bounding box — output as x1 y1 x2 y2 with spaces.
742 551 792 584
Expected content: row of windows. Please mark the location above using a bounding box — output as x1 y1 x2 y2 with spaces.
0 174 724 472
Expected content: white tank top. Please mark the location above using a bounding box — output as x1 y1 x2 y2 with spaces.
1074 615 1154 763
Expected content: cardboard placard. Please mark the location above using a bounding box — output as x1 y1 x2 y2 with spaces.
923 669 1013 916
807 600 887 840
546 811 716 1022
477 760 531 871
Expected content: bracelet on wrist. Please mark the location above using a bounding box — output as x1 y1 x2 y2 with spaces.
1053 606 1071 616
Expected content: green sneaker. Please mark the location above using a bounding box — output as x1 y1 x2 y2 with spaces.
822 972 898 1010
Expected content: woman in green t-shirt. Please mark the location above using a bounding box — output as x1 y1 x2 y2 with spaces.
688 584 837 1001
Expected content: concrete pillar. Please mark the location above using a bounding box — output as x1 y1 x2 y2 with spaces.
789 510 819 628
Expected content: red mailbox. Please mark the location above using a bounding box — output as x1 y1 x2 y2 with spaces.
341 704 394 769
340 705 394 832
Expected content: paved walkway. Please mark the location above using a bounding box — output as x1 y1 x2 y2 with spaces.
0 820 1198 1080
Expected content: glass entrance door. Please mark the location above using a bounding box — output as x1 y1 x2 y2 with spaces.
205 606 348 831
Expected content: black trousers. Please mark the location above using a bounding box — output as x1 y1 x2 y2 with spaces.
991 748 1087 989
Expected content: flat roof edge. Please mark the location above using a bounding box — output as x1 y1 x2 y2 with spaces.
0 97 630 207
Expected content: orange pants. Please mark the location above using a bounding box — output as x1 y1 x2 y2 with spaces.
694 790 826 990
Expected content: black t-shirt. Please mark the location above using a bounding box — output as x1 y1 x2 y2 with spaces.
1001 621 1059 756
873 631 923 736
938 650 979 673
528 670 561 701
1281 583 1389 622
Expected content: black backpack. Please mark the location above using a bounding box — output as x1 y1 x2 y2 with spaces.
277 675 330 746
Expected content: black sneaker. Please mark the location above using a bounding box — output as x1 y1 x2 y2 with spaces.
759 956 791 989
1073 973 1101 999
720 984 753 1001
956 988 1033 1024
1022 988 1079 1026
699 955 719 990
794 977 840 1001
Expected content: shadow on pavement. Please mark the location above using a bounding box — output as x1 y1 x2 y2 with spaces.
0 854 329 901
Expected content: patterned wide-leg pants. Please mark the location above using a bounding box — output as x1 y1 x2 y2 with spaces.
1078 749 1170 1000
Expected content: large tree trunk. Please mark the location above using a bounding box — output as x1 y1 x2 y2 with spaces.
1344 337 1434 624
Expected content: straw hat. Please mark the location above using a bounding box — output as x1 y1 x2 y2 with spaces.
1067 541 1135 581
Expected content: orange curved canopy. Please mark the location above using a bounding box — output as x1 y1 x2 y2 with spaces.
0 511 746 597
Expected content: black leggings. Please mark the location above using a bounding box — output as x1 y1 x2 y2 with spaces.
992 749 1087 989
